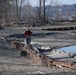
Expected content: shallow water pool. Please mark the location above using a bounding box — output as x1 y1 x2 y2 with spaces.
57 45 76 53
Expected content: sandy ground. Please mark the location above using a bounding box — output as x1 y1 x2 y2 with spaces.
0 27 76 75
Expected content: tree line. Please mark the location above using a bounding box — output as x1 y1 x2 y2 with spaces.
0 0 76 26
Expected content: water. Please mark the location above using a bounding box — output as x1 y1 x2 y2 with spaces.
57 45 76 53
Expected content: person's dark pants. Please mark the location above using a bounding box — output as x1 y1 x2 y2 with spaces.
26 37 31 45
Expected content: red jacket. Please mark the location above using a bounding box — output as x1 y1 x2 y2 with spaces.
24 30 32 37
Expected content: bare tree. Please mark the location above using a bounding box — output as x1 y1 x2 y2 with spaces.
39 0 42 21
52 0 62 21
19 0 25 21
38 0 46 23
28 1 31 26
43 0 46 22
16 0 19 21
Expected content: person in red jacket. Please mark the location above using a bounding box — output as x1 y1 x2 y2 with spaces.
24 28 32 45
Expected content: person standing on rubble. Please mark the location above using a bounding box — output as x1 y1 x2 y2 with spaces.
24 28 32 45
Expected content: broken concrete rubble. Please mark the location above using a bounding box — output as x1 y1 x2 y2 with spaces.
5 38 76 70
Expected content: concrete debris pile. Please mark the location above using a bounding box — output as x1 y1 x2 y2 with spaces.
43 50 75 59
5 39 76 70
32 44 75 59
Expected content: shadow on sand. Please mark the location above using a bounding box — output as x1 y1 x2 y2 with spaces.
0 26 4 30
7 32 57 38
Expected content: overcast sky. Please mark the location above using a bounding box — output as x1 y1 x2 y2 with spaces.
29 0 76 6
